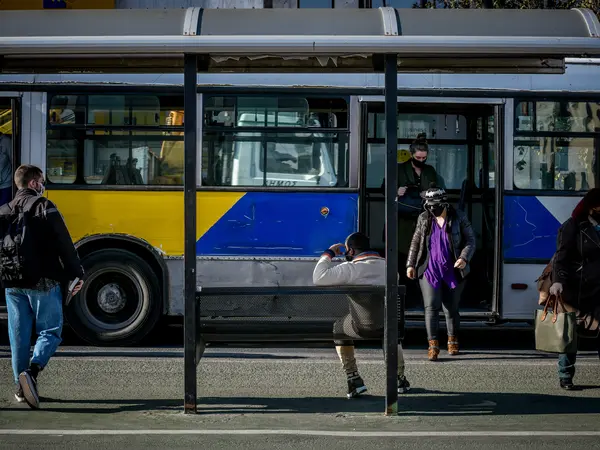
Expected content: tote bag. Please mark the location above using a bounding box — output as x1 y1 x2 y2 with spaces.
534 294 578 354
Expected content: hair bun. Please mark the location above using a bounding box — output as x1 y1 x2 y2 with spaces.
409 132 429 154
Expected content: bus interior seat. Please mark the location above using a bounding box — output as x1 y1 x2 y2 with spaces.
126 157 144 185
102 154 132 185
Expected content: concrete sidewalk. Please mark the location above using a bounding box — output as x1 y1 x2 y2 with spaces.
1 346 600 434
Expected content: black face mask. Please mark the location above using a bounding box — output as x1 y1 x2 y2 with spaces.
345 250 353 262
591 211 600 222
412 158 427 169
429 205 446 217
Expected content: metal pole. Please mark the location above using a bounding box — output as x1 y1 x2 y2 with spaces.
384 53 399 416
183 53 198 414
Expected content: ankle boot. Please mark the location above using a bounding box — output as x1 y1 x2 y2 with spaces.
428 339 440 361
447 336 459 355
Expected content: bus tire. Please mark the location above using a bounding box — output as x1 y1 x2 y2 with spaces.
65 249 162 346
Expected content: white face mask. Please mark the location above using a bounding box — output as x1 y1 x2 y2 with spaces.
34 180 45 196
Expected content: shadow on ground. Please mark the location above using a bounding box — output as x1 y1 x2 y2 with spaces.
3 390 600 416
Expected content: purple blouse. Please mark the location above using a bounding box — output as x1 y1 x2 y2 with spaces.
424 219 458 290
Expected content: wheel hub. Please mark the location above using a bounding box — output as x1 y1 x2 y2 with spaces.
97 283 127 314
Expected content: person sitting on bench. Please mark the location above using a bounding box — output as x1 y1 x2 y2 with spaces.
313 232 410 399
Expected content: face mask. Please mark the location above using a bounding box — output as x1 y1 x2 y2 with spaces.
429 205 445 217
591 211 600 222
344 249 353 262
412 158 427 169
35 181 45 196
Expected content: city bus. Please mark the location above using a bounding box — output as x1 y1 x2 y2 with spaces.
0 59 598 345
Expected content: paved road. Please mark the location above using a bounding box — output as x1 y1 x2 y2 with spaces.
1 343 600 449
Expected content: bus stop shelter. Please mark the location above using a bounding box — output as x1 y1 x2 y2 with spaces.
1 6 599 415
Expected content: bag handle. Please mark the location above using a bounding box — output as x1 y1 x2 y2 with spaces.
551 294 565 324
397 201 423 211
540 294 565 323
540 295 553 322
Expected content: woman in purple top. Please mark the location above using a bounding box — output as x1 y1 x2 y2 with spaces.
406 187 476 361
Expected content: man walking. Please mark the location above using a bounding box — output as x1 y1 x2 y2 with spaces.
2 165 83 409
313 232 410 399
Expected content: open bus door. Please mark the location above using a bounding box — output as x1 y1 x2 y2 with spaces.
0 94 21 321
359 97 503 322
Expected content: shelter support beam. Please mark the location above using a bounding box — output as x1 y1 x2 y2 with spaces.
384 53 399 416
183 54 198 415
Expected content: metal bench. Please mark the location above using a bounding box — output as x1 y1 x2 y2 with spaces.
184 285 406 415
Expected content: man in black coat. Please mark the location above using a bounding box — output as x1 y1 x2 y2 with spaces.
3 164 84 409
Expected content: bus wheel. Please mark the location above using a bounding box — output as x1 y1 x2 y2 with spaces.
65 249 162 346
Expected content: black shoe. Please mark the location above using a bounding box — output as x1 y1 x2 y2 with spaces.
560 379 575 390
346 373 367 399
14 385 25 403
18 369 40 409
398 375 411 394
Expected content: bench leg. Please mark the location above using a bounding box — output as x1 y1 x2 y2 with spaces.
196 336 206 367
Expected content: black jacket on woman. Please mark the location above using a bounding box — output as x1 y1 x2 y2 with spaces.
407 206 476 281
553 216 600 313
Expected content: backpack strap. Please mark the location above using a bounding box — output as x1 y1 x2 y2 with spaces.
0 203 11 216
0 195 46 218
21 196 46 217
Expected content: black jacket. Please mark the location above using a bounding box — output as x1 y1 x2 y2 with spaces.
553 216 600 313
406 207 476 280
5 189 83 288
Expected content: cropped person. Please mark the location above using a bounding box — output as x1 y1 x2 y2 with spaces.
2 165 84 409
550 188 600 390
406 187 475 361
313 232 410 399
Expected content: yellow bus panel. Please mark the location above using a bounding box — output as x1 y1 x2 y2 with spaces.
46 190 244 256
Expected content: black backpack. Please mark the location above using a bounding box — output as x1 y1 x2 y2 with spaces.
0 196 44 284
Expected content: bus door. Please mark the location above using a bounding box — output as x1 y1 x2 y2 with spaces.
358 97 502 319
0 93 21 319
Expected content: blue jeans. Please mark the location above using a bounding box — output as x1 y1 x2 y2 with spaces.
6 285 63 385
558 335 600 380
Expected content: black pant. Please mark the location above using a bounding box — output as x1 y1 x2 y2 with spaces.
419 277 463 341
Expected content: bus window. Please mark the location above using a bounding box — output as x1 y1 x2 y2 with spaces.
513 136 595 191
365 112 469 190
49 93 184 128
48 95 80 125
516 100 600 134
237 97 309 128
46 131 78 184
513 99 599 191
81 138 168 186
46 93 185 186
203 96 349 188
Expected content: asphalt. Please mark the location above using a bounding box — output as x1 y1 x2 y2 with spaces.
0 329 599 449
0 435 597 450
